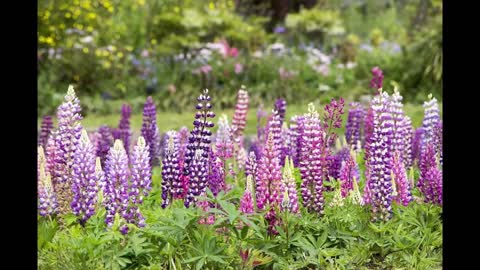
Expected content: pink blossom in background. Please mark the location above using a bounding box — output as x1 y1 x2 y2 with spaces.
234 63 243 74
193 65 212 75
229 47 239 58
141 49 149 58
278 67 296 80
315 64 330 76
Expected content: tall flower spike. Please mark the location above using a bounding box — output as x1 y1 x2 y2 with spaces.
434 121 443 165
265 110 283 160
38 146 58 216
345 102 365 151
391 151 412 206
390 90 412 167
299 103 326 214
208 147 226 197
183 89 215 177
329 147 350 181
421 94 440 158
141 96 161 167
113 104 132 155
287 116 304 166
128 136 151 228
71 130 99 225
97 125 114 168
370 66 384 90
216 114 233 160
104 140 130 230
232 86 249 140
366 91 394 222
95 157 106 202
281 157 299 213
412 127 424 165
39 115 54 148
53 85 83 215
339 150 360 198
162 131 180 208
256 132 284 210
401 116 413 168
240 175 255 214
184 149 209 208
417 143 442 205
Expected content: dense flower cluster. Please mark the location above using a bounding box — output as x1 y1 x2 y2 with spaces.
281 157 299 213
417 143 442 205
345 102 364 150
38 146 58 217
329 147 350 180
141 96 161 167
231 86 249 139
287 116 304 166
420 95 441 157
391 151 412 206
339 150 360 198
370 66 384 89
97 125 113 167
274 98 287 125
208 147 226 197
53 85 83 215
71 130 99 225
389 91 413 167
161 131 180 208
240 175 255 214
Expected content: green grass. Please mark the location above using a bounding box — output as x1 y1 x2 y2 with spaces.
38 102 441 136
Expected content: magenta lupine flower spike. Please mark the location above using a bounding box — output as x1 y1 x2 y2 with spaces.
345 102 365 150
38 146 58 217
256 132 284 210
417 143 442 205
339 150 360 198
265 110 283 159
39 115 54 148
141 96 161 167
370 66 384 90
281 157 299 213
274 98 287 125
232 86 249 140
299 103 324 214
104 140 130 230
97 125 114 168
45 132 57 178
323 97 345 147
53 85 83 215
245 151 258 181
421 94 441 157
365 91 394 222
71 130 99 225
240 175 255 214
391 151 412 206
128 136 151 228
113 104 132 155
161 131 180 208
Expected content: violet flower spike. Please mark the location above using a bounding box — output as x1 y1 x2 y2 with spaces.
38 146 58 217
420 94 441 158
345 102 365 150
161 131 180 208
370 66 384 90
240 175 255 214
53 85 83 215
274 98 287 125
71 130 99 225
114 104 132 155
141 96 161 167
97 125 114 168
128 136 151 227
391 151 412 206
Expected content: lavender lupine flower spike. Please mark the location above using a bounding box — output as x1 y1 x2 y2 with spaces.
299 103 323 213
97 125 113 167
365 91 394 222
72 130 99 225
141 96 161 167
104 140 130 230
240 175 255 214
232 86 249 140
390 90 411 167
339 150 360 198
391 151 412 206
113 104 132 155
128 136 151 228
421 94 440 157
412 127 424 165
208 147 225 197
161 131 180 208
345 102 364 150
39 115 54 147
281 157 299 213
38 146 58 217
53 85 83 215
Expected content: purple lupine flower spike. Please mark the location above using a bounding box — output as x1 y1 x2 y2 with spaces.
288 115 305 167
390 90 413 167
240 175 255 214
184 149 209 208
391 151 412 206
265 110 283 161
97 125 114 168
208 147 225 197
104 140 130 230
417 143 442 205
53 85 83 215
141 96 161 167
39 115 54 148
329 147 350 180
72 130 99 225
339 150 360 198
412 127 424 165
370 66 384 90
435 121 442 165
299 103 323 213
245 151 258 181
366 91 394 222
45 132 57 178
401 116 413 168
95 157 106 203
38 146 58 217
274 98 287 125
128 136 151 228
281 157 299 213
161 131 180 208
345 102 365 150
113 104 132 155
